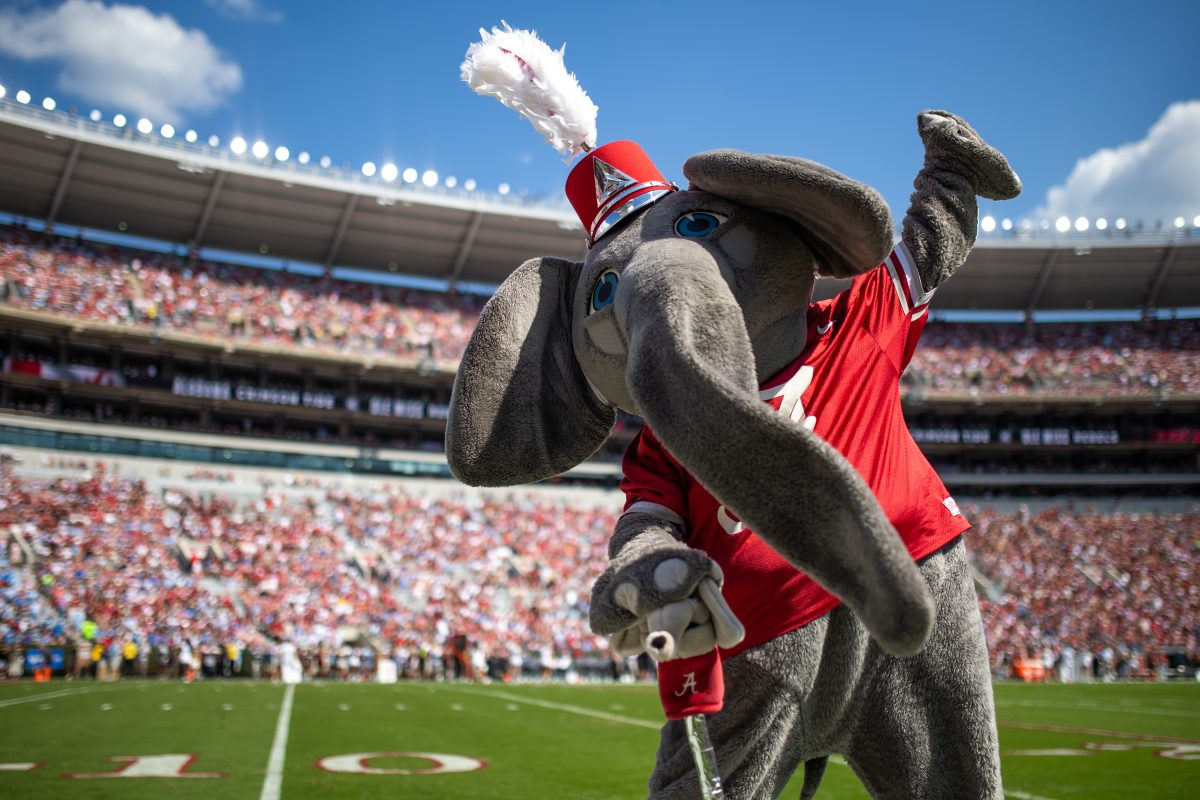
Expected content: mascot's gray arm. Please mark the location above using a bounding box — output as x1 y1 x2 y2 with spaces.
901 111 1022 293
588 510 720 636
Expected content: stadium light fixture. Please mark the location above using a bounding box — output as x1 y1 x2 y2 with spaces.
274 146 289 161
136 118 153 134
1194 215 1200 228
1095 218 1108 231
422 169 439 187
298 151 310 165
185 129 197 143
42 97 56 111
252 140 269 159
208 135 220 148
1001 218 1013 231
89 109 101 122
113 114 127 128
1055 216 1071 233
230 136 247 155
15 89 30 104
1074 216 1089 232
380 163 398 182
1115 218 1127 230
1039 219 1051 231
160 124 175 139
402 167 418 184
980 215 996 232
362 161 377 177
1019 219 1032 231
319 155 332 169
1174 216 1186 229
0 84 6 99
445 176 458 189
464 178 477 191
498 182 511 195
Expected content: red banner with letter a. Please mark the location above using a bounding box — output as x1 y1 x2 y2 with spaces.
657 649 724 720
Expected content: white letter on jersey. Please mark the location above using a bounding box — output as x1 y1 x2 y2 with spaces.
717 505 745 535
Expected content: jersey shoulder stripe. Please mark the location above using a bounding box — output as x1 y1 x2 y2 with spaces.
884 242 935 313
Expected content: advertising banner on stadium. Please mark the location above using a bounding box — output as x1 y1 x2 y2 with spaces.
3 358 126 387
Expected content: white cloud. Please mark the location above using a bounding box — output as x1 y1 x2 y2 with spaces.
0 0 243 123
204 0 282 23
1037 100 1200 225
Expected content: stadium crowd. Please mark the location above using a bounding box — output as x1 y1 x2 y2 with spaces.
906 321 1200 396
3 224 1198 396
0 224 486 369
0 460 615 682
1 457 1196 683
970 504 1200 680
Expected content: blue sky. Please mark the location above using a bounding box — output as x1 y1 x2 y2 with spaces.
0 0 1198 230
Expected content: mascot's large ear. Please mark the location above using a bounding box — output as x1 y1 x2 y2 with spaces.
447 256 615 486
684 150 893 278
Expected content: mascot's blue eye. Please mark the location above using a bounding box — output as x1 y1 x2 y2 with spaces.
675 212 723 238
591 270 619 312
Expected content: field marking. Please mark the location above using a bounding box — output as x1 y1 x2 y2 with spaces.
1006 791 1062 800
0 685 115 708
999 720 1200 745
998 698 1200 719
827 753 1063 800
448 687 662 730
258 684 295 800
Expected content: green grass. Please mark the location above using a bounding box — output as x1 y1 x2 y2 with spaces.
0 679 1196 798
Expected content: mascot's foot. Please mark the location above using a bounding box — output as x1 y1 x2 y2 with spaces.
918 111 1022 200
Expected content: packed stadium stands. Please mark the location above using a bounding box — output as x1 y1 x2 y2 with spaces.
0 223 487 369
4 222 1198 399
0 102 1196 688
1 453 1196 684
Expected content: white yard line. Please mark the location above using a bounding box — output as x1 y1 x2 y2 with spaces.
1005 791 1063 800
0 684 116 708
998 698 1200 719
828 756 1062 800
258 683 295 800
999 719 1200 745
448 686 662 730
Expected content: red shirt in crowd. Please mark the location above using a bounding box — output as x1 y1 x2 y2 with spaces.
621 245 970 658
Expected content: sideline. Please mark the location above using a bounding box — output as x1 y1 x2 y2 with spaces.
999 719 1200 745
258 683 296 800
447 686 662 730
997 697 1200 719
452 687 1071 799
826 755 1062 800
0 684 119 708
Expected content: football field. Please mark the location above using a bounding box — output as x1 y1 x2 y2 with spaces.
0 679 1196 798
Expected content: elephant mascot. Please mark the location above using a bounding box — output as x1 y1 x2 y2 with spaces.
446 110 1020 798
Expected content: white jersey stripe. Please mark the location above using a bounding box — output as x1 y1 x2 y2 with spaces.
894 241 935 308
884 251 912 314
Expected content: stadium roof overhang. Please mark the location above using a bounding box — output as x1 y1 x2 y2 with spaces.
2 102 1198 310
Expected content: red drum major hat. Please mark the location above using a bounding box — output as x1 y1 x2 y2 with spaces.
565 141 674 244
461 22 676 246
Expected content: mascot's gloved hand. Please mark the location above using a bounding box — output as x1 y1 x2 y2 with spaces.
641 577 745 661
590 509 745 658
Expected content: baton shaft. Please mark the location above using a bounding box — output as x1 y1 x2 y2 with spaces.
684 713 724 798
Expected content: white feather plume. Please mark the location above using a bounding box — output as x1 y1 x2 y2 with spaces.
461 22 598 160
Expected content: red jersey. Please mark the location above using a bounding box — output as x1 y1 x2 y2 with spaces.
621 245 969 658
